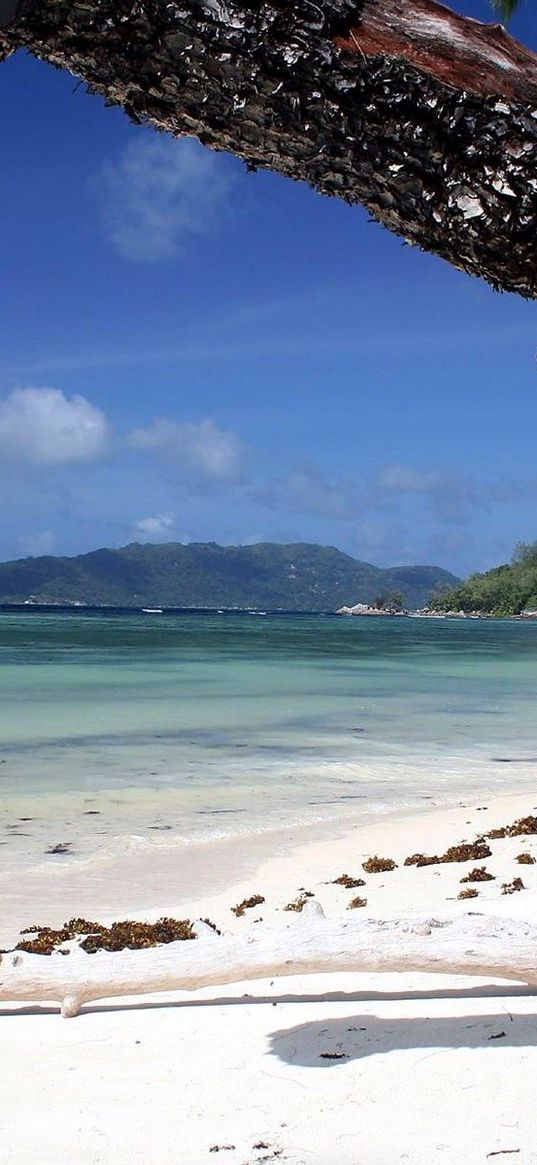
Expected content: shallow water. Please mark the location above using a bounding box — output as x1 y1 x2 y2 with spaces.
1 610 537 874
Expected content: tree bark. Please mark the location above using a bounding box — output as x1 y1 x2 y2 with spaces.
2 1 537 296
1 906 536 1017
339 0 537 105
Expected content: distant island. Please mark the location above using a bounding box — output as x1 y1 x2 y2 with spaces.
0 541 459 612
428 541 537 617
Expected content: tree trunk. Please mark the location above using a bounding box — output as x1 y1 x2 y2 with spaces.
2 1 537 296
1 905 537 1017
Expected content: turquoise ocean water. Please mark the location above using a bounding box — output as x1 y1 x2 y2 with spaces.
1 610 537 873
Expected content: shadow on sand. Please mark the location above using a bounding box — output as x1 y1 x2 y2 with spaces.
269 1005 537 1066
2 981 537 1034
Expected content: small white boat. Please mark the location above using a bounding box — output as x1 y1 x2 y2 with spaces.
142 607 163 614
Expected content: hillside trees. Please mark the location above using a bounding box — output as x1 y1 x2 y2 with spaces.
431 545 537 615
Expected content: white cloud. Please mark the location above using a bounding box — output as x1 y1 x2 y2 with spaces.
129 417 245 482
378 464 483 505
133 513 175 539
376 463 482 524
0 387 110 466
100 136 232 262
18 529 56 557
378 465 440 494
251 466 356 520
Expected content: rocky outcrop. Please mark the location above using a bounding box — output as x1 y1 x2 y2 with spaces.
336 603 403 616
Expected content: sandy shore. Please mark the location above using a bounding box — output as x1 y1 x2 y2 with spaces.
3 791 537 1164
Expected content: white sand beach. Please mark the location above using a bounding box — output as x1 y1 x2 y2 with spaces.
3 791 537 1165
4 0 537 1157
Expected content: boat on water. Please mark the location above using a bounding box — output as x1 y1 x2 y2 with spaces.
141 607 163 614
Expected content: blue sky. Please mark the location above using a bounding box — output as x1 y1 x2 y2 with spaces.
1 0 537 577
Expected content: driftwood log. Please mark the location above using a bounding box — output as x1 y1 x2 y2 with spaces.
1 1 537 296
1 903 536 1017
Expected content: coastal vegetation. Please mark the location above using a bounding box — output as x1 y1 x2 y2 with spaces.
0 541 458 611
430 541 537 616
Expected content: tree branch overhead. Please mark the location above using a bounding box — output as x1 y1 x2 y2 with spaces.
2 1 537 295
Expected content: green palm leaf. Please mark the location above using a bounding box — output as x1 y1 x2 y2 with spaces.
489 0 521 20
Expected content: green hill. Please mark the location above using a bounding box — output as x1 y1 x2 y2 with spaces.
0 541 458 611
429 541 537 616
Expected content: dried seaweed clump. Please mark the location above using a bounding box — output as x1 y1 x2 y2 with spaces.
458 887 479 900
348 896 368 909
231 894 265 918
283 891 314 913
502 877 525 895
202 918 222 934
460 866 495 883
15 916 195 956
404 852 437 868
516 852 536 865
405 841 492 868
362 856 397 874
488 815 537 840
332 874 366 889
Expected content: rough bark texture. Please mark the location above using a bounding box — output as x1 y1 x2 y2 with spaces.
1 906 536 1017
2 1 537 296
339 0 537 105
